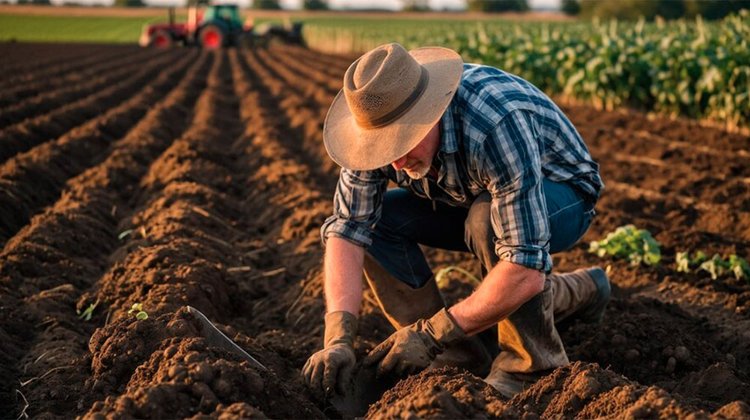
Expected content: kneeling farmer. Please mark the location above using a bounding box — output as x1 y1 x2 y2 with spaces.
303 43 609 398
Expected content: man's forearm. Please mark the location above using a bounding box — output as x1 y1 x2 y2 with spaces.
324 236 365 315
448 260 545 336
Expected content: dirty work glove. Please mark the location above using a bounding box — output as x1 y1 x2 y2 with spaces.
302 311 358 396
364 308 466 378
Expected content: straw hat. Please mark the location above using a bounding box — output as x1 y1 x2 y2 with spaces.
323 43 463 171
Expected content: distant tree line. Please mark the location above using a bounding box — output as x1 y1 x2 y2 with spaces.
563 0 750 20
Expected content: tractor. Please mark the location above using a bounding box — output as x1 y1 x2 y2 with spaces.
139 4 252 49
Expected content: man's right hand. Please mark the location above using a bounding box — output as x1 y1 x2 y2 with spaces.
301 311 358 396
302 342 356 395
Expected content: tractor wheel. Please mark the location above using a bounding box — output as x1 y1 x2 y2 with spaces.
149 30 173 48
199 25 224 49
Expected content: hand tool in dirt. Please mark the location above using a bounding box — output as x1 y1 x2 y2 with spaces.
185 306 266 371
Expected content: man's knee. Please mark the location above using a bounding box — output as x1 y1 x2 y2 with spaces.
464 193 497 266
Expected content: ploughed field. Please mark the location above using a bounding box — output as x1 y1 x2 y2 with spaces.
1 42 749 419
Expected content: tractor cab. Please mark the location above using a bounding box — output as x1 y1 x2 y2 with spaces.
194 4 245 48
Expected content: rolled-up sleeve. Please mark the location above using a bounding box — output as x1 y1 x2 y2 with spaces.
320 167 389 248
481 110 552 272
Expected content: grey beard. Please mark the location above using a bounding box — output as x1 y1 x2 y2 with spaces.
405 164 430 180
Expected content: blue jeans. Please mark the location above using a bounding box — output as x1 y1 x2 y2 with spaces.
367 179 596 288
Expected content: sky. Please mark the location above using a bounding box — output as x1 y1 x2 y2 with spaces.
138 0 563 10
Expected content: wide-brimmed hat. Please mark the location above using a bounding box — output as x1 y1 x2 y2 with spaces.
323 43 463 171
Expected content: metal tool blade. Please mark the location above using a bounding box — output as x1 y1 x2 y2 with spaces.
186 305 267 371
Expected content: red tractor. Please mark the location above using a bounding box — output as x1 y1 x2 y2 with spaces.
139 4 253 49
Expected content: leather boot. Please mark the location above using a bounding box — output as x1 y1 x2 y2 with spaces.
363 254 492 376
549 266 611 325
483 268 612 399
483 279 568 398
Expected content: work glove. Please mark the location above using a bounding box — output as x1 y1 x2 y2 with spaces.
364 308 466 378
302 311 358 396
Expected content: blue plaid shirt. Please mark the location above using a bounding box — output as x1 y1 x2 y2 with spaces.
321 64 603 272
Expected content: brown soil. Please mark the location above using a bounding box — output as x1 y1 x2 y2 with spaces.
0 43 748 419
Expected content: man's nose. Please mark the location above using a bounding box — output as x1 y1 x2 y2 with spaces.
392 155 407 171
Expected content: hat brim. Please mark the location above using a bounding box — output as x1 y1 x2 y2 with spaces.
323 47 463 171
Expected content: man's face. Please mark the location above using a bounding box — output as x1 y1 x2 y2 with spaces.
391 122 441 180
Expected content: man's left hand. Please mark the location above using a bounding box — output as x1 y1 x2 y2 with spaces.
364 308 466 378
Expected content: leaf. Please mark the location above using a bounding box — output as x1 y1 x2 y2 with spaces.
118 229 133 240
676 251 690 273
77 302 98 321
589 225 661 267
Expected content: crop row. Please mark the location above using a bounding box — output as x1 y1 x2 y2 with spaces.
304 11 750 130
0 51 196 247
0 48 164 129
0 47 150 109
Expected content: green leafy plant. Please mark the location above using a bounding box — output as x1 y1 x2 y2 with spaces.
305 11 750 130
128 303 149 320
699 253 728 280
675 250 708 273
589 224 661 266
728 255 750 281
76 302 98 321
675 251 750 281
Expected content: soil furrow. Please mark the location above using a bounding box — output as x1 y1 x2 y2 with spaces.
0 43 115 87
0 46 150 108
268 45 343 92
0 51 198 248
0 49 168 129
288 44 357 71
0 52 212 418
240 48 338 182
0 49 183 164
255 47 334 113
599 181 750 242
566 103 750 157
228 47 332 340
597 157 750 212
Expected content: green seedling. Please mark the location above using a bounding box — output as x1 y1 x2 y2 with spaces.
589 225 661 266
728 255 750 281
677 251 750 281
676 250 708 273
128 303 149 320
76 302 98 321
699 254 727 280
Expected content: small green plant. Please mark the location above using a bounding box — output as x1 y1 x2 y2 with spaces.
675 250 708 273
675 251 750 281
728 255 750 281
76 302 98 321
589 225 661 266
128 303 149 320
